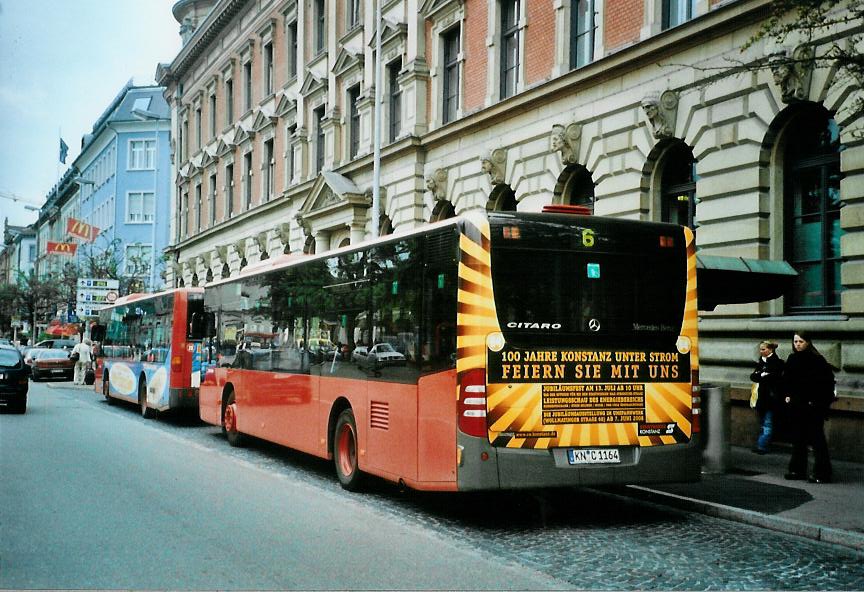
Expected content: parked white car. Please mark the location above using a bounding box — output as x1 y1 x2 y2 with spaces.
356 343 406 369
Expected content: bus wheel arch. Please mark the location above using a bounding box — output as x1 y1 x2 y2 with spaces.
138 374 156 419
102 370 115 404
222 385 245 447
332 405 363 491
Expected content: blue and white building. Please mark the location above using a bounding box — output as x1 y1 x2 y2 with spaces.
74 82 171 290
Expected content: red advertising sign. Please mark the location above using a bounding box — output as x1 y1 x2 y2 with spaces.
66 217 100 242
46 241 79 256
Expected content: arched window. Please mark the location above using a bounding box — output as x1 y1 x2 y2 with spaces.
660 142 696 228
563 166 594 210
488 185 517 212
430 200 456 222
784 111 843 312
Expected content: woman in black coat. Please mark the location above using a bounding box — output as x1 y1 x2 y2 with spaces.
783 332 834 483
749 340 784 454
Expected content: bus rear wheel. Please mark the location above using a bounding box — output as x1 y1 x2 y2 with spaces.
139 379 156 419
333 409 363 491
223 392 245 447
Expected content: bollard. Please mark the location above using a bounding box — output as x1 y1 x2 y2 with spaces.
701 383 730 474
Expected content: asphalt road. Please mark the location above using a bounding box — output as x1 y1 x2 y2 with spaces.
2 381 863 591
0 382 564 590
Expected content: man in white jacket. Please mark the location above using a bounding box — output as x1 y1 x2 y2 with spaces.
71 339 92 385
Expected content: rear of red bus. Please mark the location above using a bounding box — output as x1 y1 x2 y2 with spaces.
454 211 701 490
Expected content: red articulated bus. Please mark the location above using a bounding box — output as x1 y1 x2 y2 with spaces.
200 210 701 491
91 288 207 418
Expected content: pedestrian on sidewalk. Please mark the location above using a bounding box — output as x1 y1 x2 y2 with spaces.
783 331 834 484
749 340 784 455
71 338 92 386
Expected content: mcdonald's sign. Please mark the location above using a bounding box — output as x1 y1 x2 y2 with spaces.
46 241 78 256
66 217 100 242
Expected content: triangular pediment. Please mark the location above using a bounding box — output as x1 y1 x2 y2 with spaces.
214 137 232 157
200 147 217 168
252 106 277 132
300 71 327 97
275 91 297 119
369 19 408 50
332 47 362 77
178 163 193 180
231 122 255 146
420 0 462 18
299 171 369 217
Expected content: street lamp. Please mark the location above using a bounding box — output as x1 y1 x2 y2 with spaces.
131 107 161 291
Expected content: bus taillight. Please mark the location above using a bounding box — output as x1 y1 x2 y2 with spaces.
458 369 488 438
171 355 183 372
691 369 701 433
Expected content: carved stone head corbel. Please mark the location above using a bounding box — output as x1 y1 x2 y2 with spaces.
481 148 507 185
234 238 248 268
256 231 270 260
551 123 582 165
770 45 814 103
277 222 292 254
641 91 678 139
425 168 448 201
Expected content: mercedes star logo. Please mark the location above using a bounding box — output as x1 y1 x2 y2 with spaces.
588 319 601 332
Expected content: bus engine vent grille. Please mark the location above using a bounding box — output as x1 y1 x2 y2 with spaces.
370 401 390 430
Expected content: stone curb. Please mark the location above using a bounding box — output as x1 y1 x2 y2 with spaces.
618 485 864 553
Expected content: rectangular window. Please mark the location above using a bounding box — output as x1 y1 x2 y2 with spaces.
244 152 253 209
195 106 202 149
264 138 275 200
195 184 202 232
570 0 594 69
315 0 326 54
286 125 296 184
288 22 298 79
315 107 325 173
348 86 360 158
244 60 253 111
127 191 155 223
128 139 155 170
388 60 402 143
225 163 234 219
500 0 520 99
209 91 217 138
209 173 217 226
263 42 274 96
662 0 695 29
347 0 360 29
180 119 188 162
125 244 153 276
442 27 460 124
179 192 188 240
225 78 234 126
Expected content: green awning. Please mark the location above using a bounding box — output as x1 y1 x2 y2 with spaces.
696 255 797 311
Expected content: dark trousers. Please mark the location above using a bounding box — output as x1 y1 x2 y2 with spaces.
788 405 832 480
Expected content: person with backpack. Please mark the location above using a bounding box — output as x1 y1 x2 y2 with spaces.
782 332 835 483
749 340 785 455
71 338 92 386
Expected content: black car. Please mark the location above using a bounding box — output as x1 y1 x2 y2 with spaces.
0 344 29 414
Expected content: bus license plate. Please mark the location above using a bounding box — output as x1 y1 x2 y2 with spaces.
567 448 621 465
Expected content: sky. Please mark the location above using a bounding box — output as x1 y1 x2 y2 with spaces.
0 0 182 228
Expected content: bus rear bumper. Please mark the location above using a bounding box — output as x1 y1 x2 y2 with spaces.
456 433 702 491
169 387 199 409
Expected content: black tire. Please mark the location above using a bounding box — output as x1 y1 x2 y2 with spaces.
333 408 363 491
31 371 40 382
102 373 116 404
14 397 27 414
222 391 245 447
139 378 156 419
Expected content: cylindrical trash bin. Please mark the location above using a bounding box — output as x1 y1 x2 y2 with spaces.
701 384 730 474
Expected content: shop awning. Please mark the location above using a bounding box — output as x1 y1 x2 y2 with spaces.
696 255 798 311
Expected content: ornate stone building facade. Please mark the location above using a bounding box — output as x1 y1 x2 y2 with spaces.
159 0 863 455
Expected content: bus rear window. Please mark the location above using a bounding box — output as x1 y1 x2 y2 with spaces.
490 247 686 348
